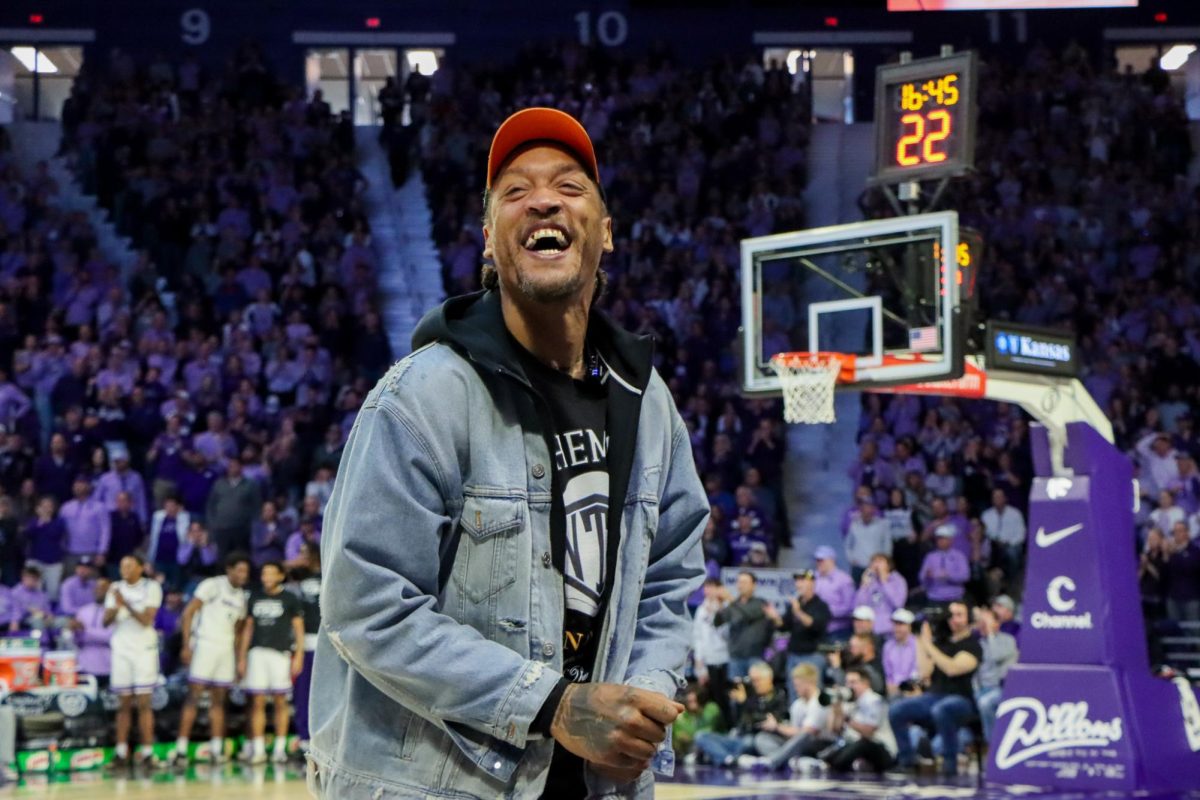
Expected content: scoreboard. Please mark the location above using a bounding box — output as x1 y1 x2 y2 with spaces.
874 51 977 184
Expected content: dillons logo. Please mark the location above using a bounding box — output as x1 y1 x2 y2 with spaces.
995 332 1072 362
994 699 1124 769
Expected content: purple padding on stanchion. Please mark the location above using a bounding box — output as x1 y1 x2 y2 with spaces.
987 423 1200 794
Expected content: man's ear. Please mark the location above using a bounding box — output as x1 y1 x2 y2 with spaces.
602 215 614 254
482 224 493 260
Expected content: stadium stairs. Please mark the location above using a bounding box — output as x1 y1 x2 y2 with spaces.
355 126 444 359
9 121 138 280
778 122 874 570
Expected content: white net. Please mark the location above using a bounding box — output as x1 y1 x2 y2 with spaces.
769 353 843 424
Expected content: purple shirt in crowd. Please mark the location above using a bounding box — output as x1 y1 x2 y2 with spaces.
31 352 69 396
74 601 112 676
177 538 218 567
251 520 287 566
815 567 856 631
150 432 190 483
10 584 51 623
58 575 96 615
853 573 909 635
153 514 182 566
285 531 320 562
0 382 31 429
94 468 148 524
155 604 181 639
60 497 111 555
920 548 970 602
882 636 919 688
193 430 236 467
95 368 135 395
25 518 66 564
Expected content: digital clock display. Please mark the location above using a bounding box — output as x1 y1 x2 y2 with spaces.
875 51 977 184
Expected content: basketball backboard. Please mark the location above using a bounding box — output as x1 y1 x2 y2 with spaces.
740 210 964 395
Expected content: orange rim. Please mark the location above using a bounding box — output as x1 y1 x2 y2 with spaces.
770 351 857 384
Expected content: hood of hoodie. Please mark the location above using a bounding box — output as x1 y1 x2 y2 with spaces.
410 290 654 393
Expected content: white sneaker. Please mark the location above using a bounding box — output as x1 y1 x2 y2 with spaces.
683 752 698 767
270 749 288 764
165 750 186 769
736 754 767 769
249 751 268 766
790 756 827 774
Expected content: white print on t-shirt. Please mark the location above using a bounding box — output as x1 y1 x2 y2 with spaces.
553 429 609 470
563 470 608 618
253 598 286 620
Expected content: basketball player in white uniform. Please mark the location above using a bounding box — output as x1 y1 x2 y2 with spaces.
167 551 250 767
103 555 162 769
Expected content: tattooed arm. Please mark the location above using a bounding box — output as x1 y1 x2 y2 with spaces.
548 682 683 776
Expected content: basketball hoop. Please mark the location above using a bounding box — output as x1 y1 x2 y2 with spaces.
769 352 855 425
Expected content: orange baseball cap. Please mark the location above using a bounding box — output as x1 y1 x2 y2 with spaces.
486 107 599 189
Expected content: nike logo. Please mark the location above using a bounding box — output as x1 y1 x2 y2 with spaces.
1035 523 1083 548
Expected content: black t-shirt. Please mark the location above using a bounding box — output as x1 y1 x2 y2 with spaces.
782 594 831 655
248 588 303 652
289 571 322 635
517 344 609 800
517 345 610 684
930 634 982 698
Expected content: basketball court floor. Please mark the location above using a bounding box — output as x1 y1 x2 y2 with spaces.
5 764 1200 799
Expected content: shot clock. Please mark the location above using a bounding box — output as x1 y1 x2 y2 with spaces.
874 51 977 184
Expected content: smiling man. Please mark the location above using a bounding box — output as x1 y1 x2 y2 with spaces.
307 108 709 800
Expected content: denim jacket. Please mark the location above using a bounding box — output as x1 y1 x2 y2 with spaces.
307 291 708 799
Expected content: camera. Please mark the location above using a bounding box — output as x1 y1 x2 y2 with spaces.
817 686 854 706
919 606 952 641
816 642 842 654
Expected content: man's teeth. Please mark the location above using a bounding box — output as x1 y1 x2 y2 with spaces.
524 228 568 250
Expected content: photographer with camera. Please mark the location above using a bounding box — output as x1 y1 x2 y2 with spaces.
737 663 834 771
765 569 830 701
693 661 789 767
826 631 885 696
888 601 981 777
820 666 898 774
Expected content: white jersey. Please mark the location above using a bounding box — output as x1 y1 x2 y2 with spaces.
191 576 247 646
105 578 162 653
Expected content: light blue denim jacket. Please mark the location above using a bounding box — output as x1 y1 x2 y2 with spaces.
307 292 708 799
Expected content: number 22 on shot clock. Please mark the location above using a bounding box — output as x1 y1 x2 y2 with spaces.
874 51 977 184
